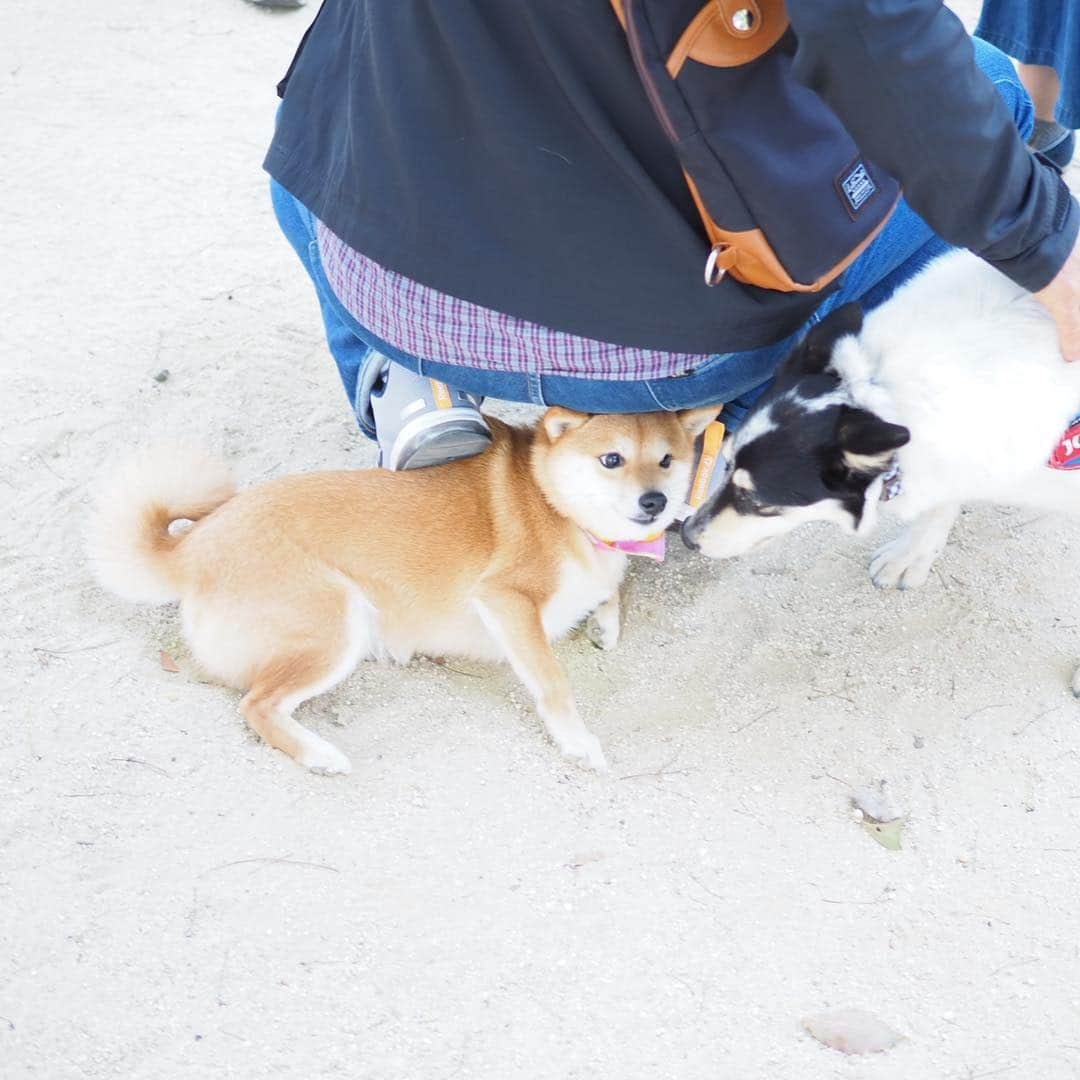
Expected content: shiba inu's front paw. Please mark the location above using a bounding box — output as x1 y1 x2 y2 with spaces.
586 612 619 651
555 728 610 773
869 532 939 591
298 736 353 776
585 595 621 651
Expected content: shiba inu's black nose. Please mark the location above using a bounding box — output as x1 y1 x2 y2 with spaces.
638 491 667 517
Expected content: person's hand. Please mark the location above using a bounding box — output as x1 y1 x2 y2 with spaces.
1034 233 1080 361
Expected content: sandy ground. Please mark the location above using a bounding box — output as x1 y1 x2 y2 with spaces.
4 2 1080 1077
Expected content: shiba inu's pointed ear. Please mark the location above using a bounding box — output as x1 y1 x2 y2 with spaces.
543 407 591 441
834 405 910 472
677 405 723 438
785 303 864 376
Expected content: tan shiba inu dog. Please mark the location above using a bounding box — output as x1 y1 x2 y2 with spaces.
87 406 716 775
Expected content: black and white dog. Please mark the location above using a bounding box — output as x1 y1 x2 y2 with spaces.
683 250 1080 684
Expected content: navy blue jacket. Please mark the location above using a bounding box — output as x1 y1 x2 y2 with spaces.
265 0 1078 355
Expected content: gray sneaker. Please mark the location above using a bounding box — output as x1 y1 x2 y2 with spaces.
1030 119 1076 169
366 358 492 471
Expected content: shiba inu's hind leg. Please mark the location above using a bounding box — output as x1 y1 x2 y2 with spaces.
239 648 356 774
232 580 377 775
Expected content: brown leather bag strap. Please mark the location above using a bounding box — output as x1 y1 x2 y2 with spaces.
610 2 789 75
668 0 788 76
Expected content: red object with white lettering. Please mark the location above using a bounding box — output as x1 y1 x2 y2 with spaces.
1049 415 1080 470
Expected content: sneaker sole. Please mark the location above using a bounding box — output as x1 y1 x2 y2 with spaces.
394 421 494 470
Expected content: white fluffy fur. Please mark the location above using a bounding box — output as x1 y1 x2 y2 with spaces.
701 250 1080 563
833 250 1080 524
86 446 236 604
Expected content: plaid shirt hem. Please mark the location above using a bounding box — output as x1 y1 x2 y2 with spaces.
316 222 710 382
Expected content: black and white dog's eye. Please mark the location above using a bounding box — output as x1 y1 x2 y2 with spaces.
600 453 624 469
659 454 672 468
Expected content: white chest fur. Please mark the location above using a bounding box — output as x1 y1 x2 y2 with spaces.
540 545 627 640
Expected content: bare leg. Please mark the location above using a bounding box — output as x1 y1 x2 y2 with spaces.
1018 63 1061 121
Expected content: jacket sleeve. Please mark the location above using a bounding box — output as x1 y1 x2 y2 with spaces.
786 0 1078 292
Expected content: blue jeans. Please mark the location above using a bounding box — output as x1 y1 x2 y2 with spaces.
977 0 1080 129
271 38 1031 435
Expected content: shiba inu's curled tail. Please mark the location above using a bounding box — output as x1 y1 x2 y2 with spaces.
86 446 236 604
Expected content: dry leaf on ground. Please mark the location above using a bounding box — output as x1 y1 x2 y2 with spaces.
862 817 904 850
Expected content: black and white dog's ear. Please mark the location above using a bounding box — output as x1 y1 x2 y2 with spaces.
822 406 910 492
784 303 865 377
834 405 910 473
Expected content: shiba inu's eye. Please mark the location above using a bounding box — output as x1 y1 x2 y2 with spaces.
599 453 624 469
659 454 672 469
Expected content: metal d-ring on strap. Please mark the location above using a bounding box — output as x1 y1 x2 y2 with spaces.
704 243 733 286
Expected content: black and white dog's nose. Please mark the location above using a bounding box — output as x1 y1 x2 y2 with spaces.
638 490 667 517
680 517 701 551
